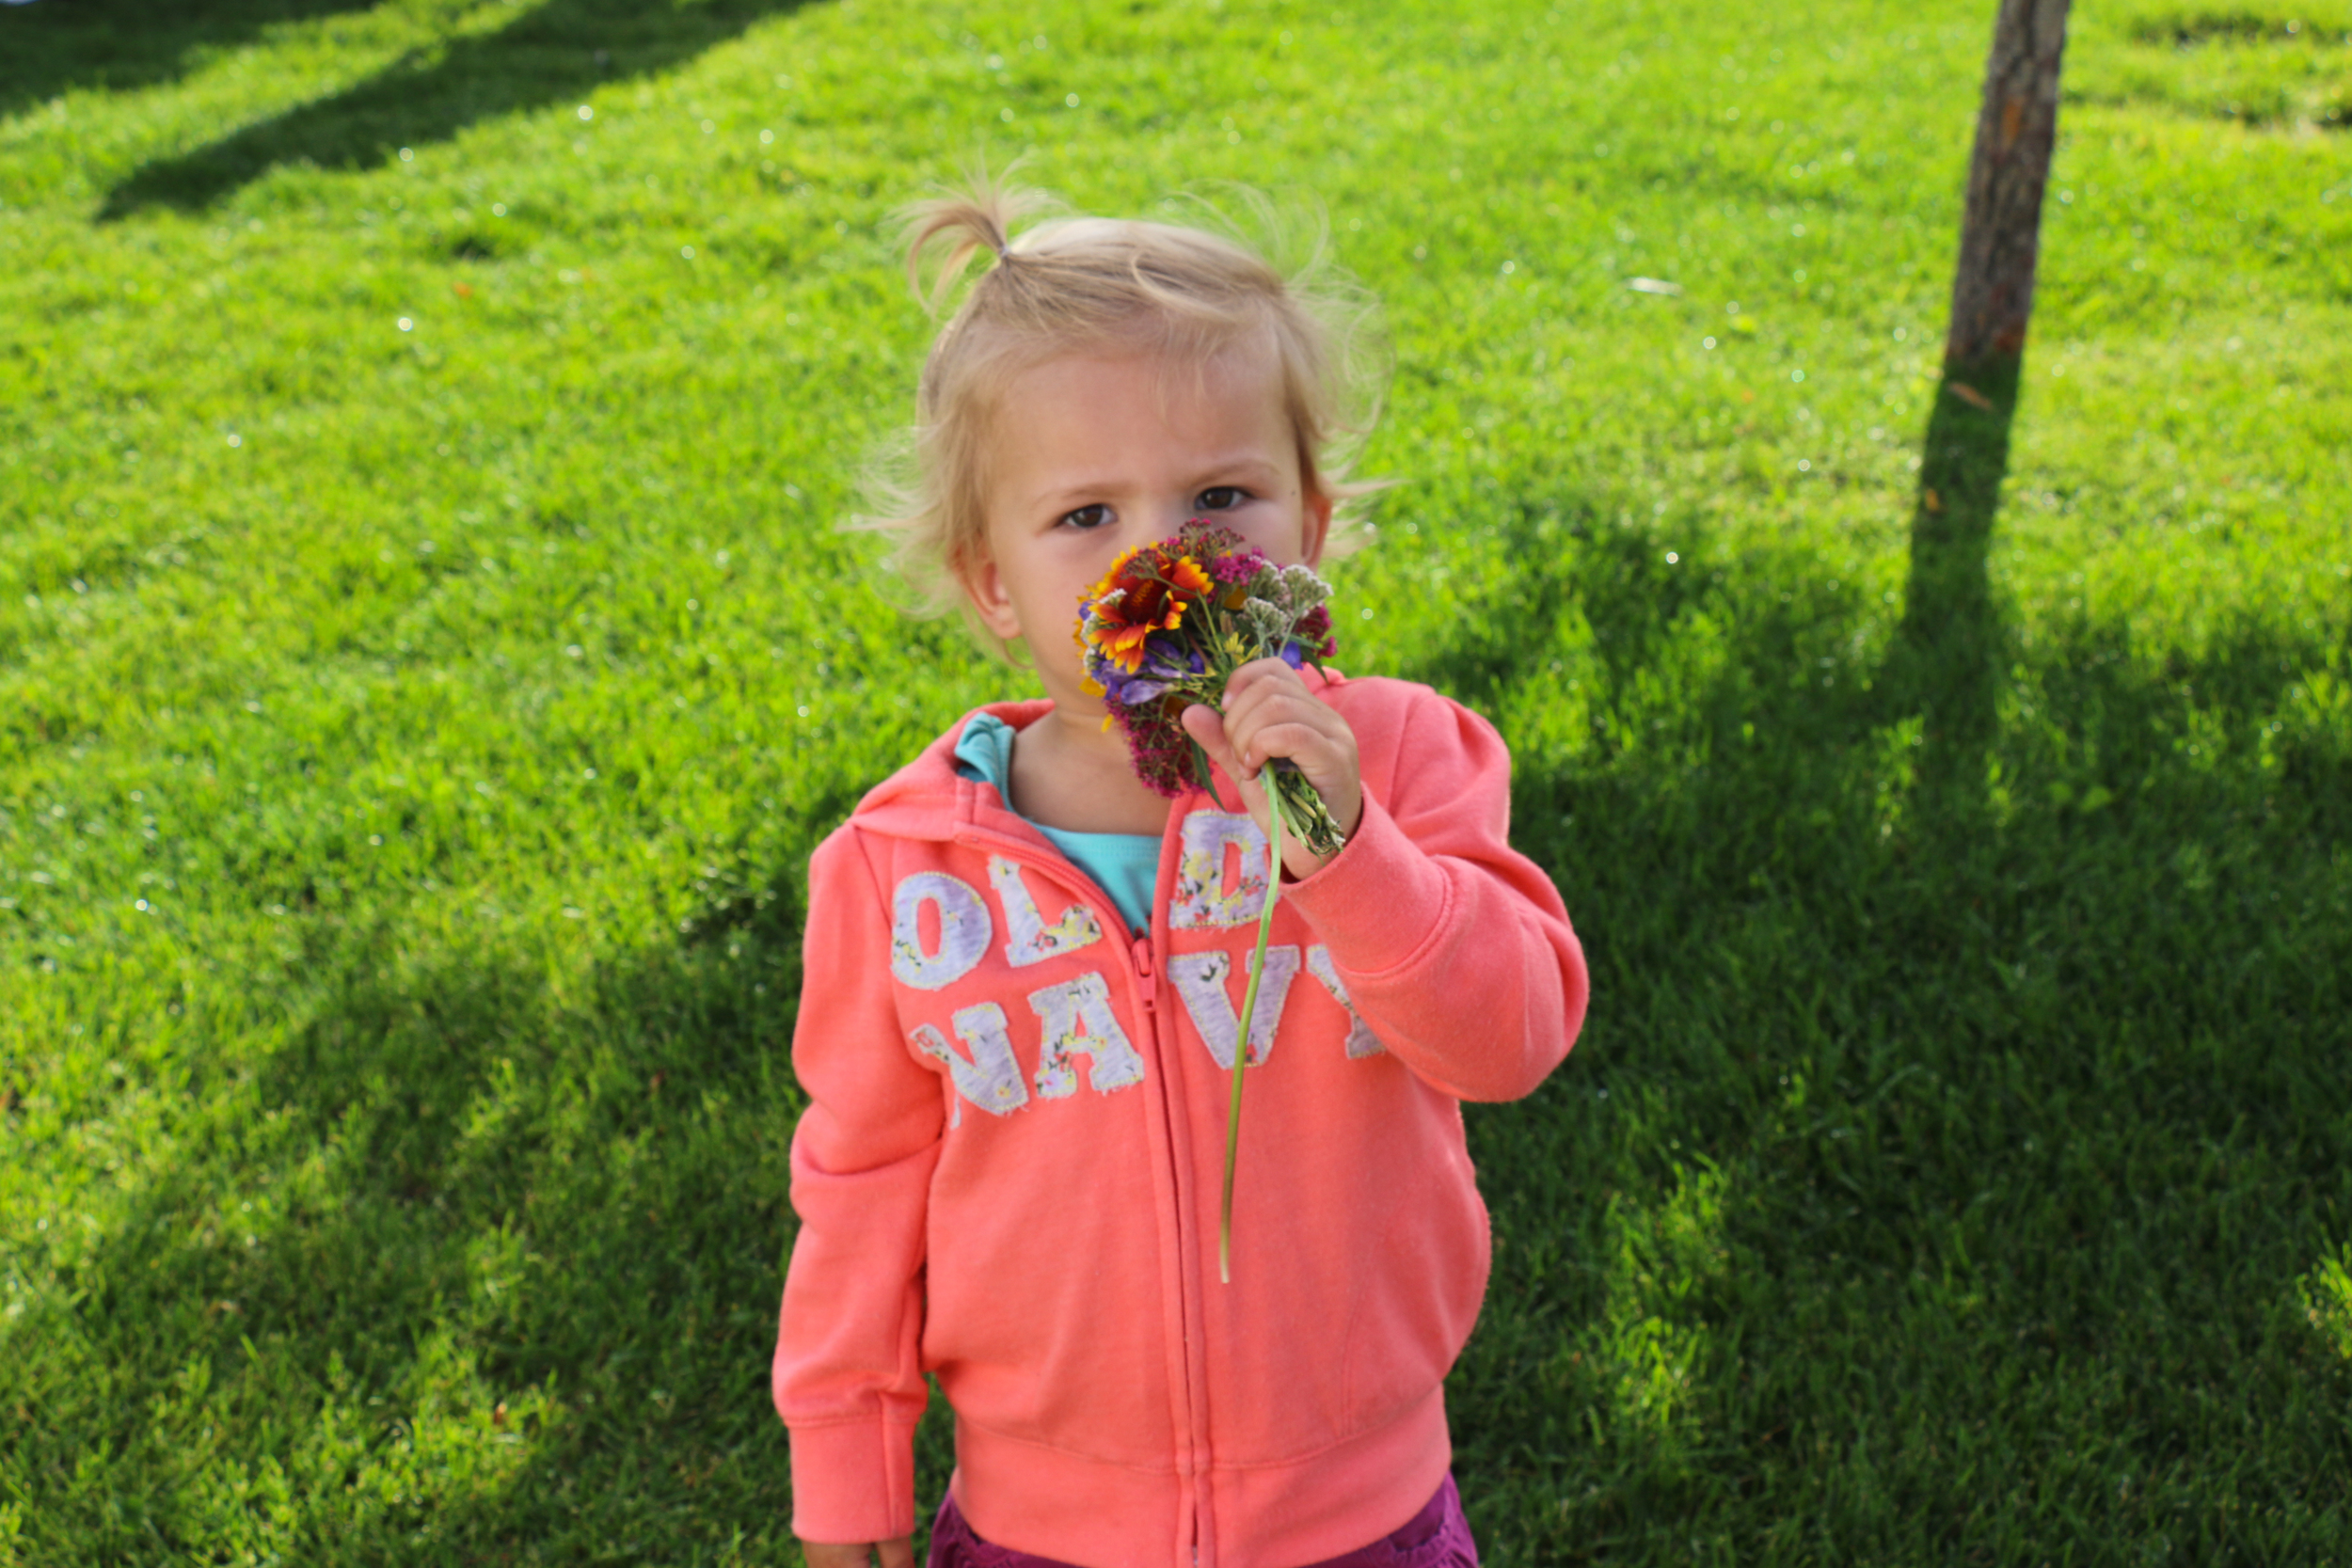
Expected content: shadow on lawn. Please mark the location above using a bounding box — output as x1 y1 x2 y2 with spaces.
0 0 381 126
1400 388 2352 1559
1890 354 2021 816
16 849 837 1558
96 0 814 220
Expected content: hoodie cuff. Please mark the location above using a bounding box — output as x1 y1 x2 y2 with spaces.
787 1417 921 1545
1279 787 1451 978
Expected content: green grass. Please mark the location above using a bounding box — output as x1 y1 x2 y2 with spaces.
4 0 2350 1560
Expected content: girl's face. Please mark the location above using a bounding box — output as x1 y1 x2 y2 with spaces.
962 345 1332 716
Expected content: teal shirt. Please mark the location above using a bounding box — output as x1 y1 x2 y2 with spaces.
954 713 1160 935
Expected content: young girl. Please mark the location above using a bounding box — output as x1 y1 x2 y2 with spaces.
773 180 1589 1568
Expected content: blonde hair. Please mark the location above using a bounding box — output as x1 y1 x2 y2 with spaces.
856 171 1388 658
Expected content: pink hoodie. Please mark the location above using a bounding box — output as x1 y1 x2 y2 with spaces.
774 671 1588 1568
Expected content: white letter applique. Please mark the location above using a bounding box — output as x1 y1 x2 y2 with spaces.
911 1003 1031 1124
890 871 993 990
1168 945 1302 1070
1305 944 1385 1059
1027 973 1147 1099
1169 812 1271 929
989 855 1104 967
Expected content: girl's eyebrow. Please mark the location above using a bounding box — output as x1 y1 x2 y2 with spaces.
1182 451 1285 487
1030 479 1119 510
1026 451 1287 510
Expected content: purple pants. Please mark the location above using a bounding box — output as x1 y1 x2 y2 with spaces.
925 1473 1479 1568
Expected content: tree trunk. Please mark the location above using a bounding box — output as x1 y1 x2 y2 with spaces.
1899 0 2072 794
1945 0 2072 371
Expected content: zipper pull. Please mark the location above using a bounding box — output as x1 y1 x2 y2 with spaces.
1131 936 1157 1015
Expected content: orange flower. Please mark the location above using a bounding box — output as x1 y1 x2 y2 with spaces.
1082 548 1211 673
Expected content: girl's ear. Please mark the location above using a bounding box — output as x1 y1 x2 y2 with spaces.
1299 483 1336 569
959 547 1025 641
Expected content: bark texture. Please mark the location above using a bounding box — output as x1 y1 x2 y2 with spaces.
1945 0 2073 367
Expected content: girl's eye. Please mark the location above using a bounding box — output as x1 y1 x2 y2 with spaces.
1060 503 1113 531
1195 486 1248 512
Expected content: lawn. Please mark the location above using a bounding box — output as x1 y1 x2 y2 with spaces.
3 0 2350 1561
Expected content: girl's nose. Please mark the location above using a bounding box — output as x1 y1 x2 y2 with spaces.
1146 496 1199 538
1113 501 1189 548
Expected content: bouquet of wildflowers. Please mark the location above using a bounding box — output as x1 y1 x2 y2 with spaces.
1076 520 1344 1281
1076 521 1346 857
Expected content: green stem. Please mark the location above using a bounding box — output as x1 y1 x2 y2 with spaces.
1220 782 1285 1285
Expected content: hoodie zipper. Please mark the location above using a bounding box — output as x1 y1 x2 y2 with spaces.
1133 927 1208 1568
1131 935 1158 1018
956 821 1208 1564
1130 936 1213 1568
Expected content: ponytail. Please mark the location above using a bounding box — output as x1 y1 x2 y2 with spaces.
901 166 1056 313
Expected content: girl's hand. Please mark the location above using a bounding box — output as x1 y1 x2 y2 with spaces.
1180 658 1363 879
801 1537 914 1568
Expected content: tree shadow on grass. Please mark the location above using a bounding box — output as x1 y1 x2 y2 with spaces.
97 0 815 221
0 816 890 1560
0 0 384 126
1402 399 2352 1560
1888 355 2020 819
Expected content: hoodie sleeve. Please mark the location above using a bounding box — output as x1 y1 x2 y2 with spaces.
1281 684 1588 1102
772 826 941 1544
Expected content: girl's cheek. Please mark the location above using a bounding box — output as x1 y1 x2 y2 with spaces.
1237 499 1285 538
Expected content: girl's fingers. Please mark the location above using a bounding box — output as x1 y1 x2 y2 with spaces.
1239 721 1335 777
1184 663 1363 866
1219 657 1309 720
1187 698 1323 785
1219 668 1309 746
1224 684 1348 775
1179 703 1243 775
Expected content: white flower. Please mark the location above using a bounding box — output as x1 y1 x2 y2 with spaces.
1276 563 1331 613
1240 598 1291 643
